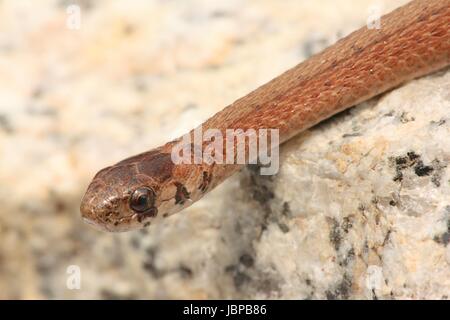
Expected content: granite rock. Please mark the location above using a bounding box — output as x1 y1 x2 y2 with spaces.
231 69 450 299
0 0 447 299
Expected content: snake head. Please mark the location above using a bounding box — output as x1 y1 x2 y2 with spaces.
80 150 200 232
80 164 154 232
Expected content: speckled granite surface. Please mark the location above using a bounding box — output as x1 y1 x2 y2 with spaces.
1 0 448 299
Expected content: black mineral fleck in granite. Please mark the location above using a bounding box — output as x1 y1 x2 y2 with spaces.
328 218 343 251
278 222 290 233
340 248 355 267
430 118 446 126
142 246 164 278
414 161 434 176
234 271 251 288
239 253 254 268
325 273 352 300
390 151 445 184
179 265 193 279
433 208 450 246
400 112 415 123
407 151 420 161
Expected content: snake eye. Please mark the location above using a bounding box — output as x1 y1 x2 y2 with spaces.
130 187 155 213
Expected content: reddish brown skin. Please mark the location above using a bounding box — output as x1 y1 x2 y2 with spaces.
81 0 450 232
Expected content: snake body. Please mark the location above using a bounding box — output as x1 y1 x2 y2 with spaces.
81 0 450 232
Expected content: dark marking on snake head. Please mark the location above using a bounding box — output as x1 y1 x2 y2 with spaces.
136 208 157 223
199 171 212 193
137 153 175 182
175 182 190 205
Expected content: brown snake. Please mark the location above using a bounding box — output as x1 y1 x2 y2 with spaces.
81 0 450 232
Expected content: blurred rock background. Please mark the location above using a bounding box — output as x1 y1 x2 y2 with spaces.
1 0 449 299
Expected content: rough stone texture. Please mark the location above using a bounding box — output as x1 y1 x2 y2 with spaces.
0 0 448 299
233 69 450 299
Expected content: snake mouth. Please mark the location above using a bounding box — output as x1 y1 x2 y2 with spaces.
82 217 112 232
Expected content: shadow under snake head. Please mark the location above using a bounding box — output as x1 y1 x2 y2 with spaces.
80 147 205 232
